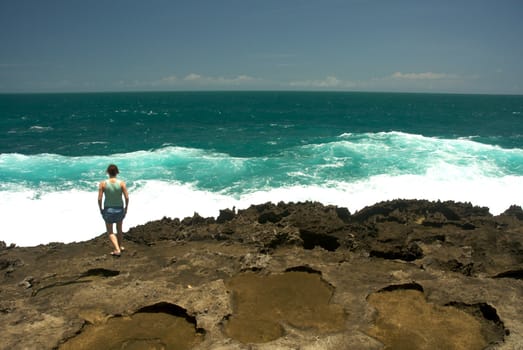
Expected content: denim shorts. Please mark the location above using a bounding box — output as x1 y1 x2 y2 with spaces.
102 207 125 223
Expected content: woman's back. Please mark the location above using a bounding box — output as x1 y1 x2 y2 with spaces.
104 179 123 207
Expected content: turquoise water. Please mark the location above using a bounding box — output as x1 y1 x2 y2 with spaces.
1 91 523 246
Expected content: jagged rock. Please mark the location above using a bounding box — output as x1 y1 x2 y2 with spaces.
503 205 523 220
216 208 236 223
1 200 522 349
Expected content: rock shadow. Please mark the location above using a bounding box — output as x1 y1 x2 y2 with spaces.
80 268 120 279
33 268 120 296
223 270 345 344
377 282 424 293
300 229 340 251
493 269 523 280
369 242 424 261
59 302 203 350
446 301 507 344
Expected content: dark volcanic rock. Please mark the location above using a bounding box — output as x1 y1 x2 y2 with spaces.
126 216 182 243
1 200 522 349
216 208 236 223
503 205 523 220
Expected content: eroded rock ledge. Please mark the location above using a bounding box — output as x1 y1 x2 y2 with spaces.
1 200 522 349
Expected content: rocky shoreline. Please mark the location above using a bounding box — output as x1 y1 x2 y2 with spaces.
1 199 522 349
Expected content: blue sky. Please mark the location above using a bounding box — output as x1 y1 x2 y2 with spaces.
0 0 522 94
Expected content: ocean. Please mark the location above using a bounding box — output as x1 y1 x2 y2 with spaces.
1 91 522 247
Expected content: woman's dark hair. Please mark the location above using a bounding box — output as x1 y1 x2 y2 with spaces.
106 164 119 176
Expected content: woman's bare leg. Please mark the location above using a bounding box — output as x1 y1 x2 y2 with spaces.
106 222 120 253
116 221 124 250
106 222 114 235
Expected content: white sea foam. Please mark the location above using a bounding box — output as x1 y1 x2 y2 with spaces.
0 181 234 247
2 172 521 247
2 131 523 246
29 125 53 132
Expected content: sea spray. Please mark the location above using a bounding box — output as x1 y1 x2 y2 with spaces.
1 92 522 246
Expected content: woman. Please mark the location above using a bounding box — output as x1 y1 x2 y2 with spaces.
98 164 129 256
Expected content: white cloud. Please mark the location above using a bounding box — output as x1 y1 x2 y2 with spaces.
232 75 255 82
143 73 258 89
160 75 178 83
184 73 202 81
289 76 354 89
218 74 255 84
183 73 256 85
390 72 457 80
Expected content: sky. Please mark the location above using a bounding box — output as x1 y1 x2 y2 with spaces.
0 0 522 94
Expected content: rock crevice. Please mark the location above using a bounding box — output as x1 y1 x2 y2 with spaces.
1 200 522 349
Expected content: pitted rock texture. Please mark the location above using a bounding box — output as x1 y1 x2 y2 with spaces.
1 200 522 349
223 270 346 343
60 302 204 350
366 283 505 349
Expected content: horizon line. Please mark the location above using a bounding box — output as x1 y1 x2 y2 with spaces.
1 89 522 97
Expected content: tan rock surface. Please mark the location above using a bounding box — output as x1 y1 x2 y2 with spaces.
1 200 522 349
